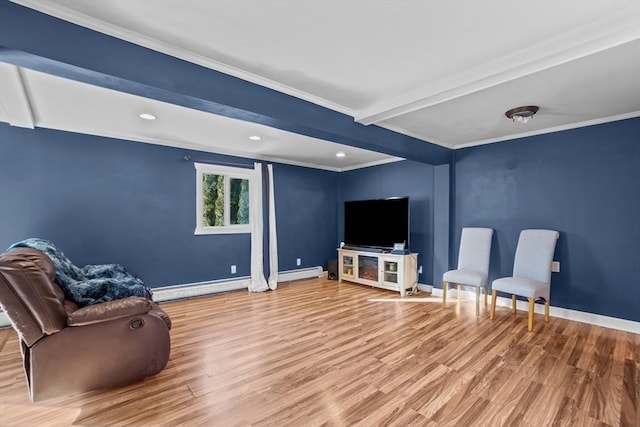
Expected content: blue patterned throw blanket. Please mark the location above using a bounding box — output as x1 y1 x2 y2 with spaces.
8 238 152 307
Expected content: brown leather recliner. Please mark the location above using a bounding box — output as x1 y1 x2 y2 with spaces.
0 247 171 402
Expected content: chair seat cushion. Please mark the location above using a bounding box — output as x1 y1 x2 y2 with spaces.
443 269 488 287
492 277 550 300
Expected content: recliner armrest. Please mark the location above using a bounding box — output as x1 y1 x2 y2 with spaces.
67 297 151 326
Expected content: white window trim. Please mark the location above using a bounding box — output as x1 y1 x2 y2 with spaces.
194 162 253 235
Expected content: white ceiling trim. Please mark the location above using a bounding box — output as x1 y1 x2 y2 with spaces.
0 63 35 128
337 157 405 173
373 121 453 149
355 8 640 125
11 0 354 117
452 111 640 150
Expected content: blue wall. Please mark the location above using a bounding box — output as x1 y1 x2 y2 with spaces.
452 118 640 322
338 160 437 284
274 164 339 271
0 123 339 288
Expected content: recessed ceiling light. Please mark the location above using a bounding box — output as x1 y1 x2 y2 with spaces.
249 135 262 141
336 151 346 158
139 113 157 120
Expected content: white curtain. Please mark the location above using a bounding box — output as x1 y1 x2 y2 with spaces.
267 164 278 290
249 162 268 292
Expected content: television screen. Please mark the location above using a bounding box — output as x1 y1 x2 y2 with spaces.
344 197 409 250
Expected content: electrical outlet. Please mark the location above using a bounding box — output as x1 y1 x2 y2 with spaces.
418 265 423 274
551 261 560 273
296 258 301 266
231 265 236 274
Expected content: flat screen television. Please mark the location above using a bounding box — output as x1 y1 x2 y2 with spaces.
344 197 409 250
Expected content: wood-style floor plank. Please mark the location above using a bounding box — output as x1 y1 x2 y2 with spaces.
0 278 638 426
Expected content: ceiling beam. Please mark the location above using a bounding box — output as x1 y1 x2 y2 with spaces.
0 0 452 165
0 62 34 128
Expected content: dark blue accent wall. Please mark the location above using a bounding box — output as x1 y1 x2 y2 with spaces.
0 123 339 288
452 118 640 322
274 165 339 271
338 160 436 284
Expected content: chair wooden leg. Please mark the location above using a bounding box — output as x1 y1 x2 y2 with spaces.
544 300 550 322
457 284 461 302
475 286 480 316
490 290 497 320
528 298 535 331
512 295 517 313
483 286 488 307
442 282 448 308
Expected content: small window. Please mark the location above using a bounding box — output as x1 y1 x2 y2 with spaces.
195 163 252 235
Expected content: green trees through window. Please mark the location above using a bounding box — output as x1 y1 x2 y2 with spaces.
202 174 224 227
202 174 249 227
195 162 253 235
230 178 249 225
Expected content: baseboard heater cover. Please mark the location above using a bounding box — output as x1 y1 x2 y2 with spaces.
151 266 324 303
0 267 325 326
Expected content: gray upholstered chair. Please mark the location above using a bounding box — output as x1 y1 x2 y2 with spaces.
442 227 494 315
490 229 559 331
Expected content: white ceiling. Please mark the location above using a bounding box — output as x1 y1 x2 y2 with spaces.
2 0 640 169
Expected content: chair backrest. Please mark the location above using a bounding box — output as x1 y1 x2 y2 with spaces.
457 227 494 273
512 229 559 283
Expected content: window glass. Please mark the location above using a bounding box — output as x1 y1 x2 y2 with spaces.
195 163 252 235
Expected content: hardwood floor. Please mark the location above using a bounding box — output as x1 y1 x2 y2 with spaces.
0 278 638 426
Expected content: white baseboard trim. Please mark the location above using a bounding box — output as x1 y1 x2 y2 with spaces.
152 266 324 303
152 277 251 303
278 266 324 283
432 286 640 334
417 283 433 293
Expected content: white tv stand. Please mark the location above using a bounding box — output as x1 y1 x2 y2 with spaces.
338 248 418 297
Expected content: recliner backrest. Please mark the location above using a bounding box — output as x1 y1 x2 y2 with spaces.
0 249 67 346
513 229 559 283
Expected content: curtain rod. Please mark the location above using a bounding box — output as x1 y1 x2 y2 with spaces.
182 154 255 169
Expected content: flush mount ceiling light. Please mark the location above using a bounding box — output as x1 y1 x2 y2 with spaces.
139 113 156 120
336 151 346 158
248 135 262 141
505 106 539 124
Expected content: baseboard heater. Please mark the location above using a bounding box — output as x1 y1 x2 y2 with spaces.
152 266 324 303
0 266 324 328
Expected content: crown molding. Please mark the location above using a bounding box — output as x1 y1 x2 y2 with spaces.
337 156 404 172
355 6 640 125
